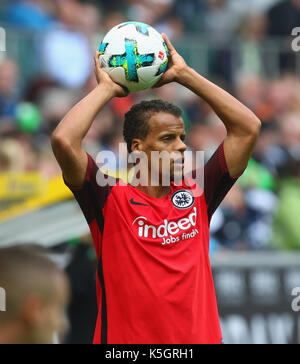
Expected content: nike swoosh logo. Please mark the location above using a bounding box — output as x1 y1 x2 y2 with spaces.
130 198 149 207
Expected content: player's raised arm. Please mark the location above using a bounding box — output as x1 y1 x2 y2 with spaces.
51 52 128 187
157 34 261 178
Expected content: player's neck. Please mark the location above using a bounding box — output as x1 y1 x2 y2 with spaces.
136 185 171 199
130 167 172 198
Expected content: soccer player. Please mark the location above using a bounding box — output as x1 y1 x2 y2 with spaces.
51 34 261 344
0 247 70 344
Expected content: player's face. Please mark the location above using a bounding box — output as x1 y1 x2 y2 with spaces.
136 112 187 184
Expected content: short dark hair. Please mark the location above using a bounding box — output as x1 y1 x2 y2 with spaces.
123 100 182 153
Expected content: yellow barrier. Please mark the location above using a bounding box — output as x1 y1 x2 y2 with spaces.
0 176 72 222
0 173 46 200
0 168 129 223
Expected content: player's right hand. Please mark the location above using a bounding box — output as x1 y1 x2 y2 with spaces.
152 34 188 88
94 52 129 98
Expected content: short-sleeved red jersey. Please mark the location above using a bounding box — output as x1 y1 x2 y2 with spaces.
66 142 240 344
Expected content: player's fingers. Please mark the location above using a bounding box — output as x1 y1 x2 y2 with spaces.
162 33 176 53
94 51 102 69
93 52 98 69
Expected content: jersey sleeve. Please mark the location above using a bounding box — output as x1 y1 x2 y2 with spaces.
204 142 243 222
64 153 117 228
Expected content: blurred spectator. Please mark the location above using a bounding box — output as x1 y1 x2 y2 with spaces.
0 133 37 173
102 11 128 32
42 0 94 89
0 59 20 123
3 0 55 31
260 111 300 176
235 74 267 113
37 87 79 133
155 15 184 41
267 0 300 72
173 0 207 32
96 0 127 12
228 0 277 19
0 246 70 344
236 14 268 79
126 0 174 25
64 241 98 344
77 3 102 37
272 158 300 250
204 0 238 44
42 31 92 89
240 159 278 250
267 0 300 36
37 143 62 179
0 138 25 173
211 184 248 250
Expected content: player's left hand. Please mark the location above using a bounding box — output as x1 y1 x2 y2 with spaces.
153 34 188 88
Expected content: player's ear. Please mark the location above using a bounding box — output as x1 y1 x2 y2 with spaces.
131 139 142 152
21 294 44 327
129 139 147 166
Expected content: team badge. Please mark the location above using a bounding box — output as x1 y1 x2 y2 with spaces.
171 190 195 209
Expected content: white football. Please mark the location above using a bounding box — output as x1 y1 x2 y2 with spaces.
99 22 169 92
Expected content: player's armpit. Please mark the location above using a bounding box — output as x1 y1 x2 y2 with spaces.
223 129 260 178
51 134 88 187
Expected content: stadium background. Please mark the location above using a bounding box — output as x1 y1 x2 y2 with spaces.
0 0 299 344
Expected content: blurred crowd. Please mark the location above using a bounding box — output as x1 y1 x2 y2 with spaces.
0 0 300 252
